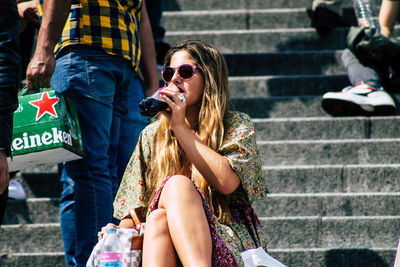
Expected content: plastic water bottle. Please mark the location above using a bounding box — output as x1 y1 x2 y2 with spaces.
353 0 380 31
99 228 123 267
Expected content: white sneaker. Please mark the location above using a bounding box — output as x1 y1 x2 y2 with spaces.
321 82 396 116
8 177 27 200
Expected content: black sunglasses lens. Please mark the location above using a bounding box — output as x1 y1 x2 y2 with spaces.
162 67 174 82
178 65 194 79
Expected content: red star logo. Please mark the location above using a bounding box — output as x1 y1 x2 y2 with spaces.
29 92 60 121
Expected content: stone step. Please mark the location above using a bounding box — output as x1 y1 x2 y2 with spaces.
231 95 328 118
6 163 400 224
253 116 400 141
163 9 312 31
164 0 353 11
3 198 59 225
165 26 400 54
0 248 395 267
229 74 349 98
259 216 400 250
12 163 400 198
231 95 400 118
6 192 400 225
225 50 345 77
0 252 66 267
268 248 396 267
253 192 400 217
0 223 63 253
162 8 357 31
258 138 400 166
165 28 349 53
264 164 400 194
1 216 398 253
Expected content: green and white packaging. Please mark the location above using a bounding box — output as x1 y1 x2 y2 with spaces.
7 89 84 171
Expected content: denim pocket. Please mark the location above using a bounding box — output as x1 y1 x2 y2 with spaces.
85 54 119 104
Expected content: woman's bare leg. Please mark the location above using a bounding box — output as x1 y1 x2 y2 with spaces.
142 209 178 267
158 175 212 267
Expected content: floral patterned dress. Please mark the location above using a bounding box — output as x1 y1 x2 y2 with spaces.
113 111 268 266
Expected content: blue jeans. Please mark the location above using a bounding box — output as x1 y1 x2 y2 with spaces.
59 170 76 267
51 45 147 267
115 85 148 188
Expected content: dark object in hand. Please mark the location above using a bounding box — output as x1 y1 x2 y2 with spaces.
139 97 169 117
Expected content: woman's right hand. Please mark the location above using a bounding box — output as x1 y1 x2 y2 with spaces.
159 87 188 132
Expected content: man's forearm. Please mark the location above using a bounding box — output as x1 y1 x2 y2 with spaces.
36 0 72 55
139 1 159 97
379 0 400 37
26 0 72 89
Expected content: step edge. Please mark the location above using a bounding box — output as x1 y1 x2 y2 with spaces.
258 215 400 220
262 163 400 170
257 138 400 145
264 192 400 197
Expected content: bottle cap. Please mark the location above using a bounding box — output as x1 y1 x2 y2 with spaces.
107 228 117 233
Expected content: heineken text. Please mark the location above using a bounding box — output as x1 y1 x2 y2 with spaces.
12 127 73 151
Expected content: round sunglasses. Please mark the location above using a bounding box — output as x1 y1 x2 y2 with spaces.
161 64 201 83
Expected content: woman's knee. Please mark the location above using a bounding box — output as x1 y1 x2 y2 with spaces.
146 208 168 235
159 175 200 207
147 208 167 225
165 175 197 194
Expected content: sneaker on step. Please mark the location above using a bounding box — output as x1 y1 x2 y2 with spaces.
8 177 27 200
321 82 396 116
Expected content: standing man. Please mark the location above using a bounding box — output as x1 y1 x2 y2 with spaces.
0 0 21 225
26 0 158 266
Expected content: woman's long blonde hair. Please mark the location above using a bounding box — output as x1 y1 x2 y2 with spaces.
145 40 232 223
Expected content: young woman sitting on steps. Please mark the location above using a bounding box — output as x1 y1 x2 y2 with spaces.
102 39 268 266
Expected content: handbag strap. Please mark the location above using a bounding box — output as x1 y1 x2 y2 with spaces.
131 235 143 250
128 207 146 232
128 207 146 251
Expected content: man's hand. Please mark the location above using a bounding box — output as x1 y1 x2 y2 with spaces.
18 0 39 32
25 0 72 90
0 151 10 195
26 51 56 90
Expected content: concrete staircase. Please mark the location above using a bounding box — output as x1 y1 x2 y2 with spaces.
2 0 400 266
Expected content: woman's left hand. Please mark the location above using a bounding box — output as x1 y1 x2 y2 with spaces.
159 87 187 131
98 223 119 241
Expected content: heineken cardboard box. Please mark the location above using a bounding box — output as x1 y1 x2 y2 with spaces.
7 89 84 171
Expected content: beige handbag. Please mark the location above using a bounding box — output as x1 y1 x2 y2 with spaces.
87 207 146 267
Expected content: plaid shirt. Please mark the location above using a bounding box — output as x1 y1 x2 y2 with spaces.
38 0 142 71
